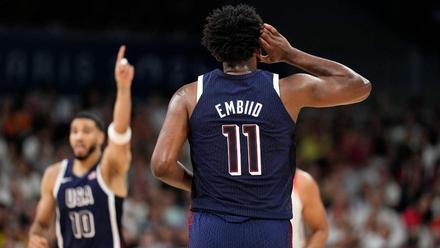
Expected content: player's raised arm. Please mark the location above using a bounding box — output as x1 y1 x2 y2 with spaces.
259 23 371 110
102 45 133 186
150 84 194 192
29 164 59 248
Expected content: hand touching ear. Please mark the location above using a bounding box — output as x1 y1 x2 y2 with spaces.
258 23 294 64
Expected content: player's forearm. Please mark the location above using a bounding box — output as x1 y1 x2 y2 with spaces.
306 229 328 248
151 160 192 191
113 87 131 132
285 47 369 84
157 170 192 192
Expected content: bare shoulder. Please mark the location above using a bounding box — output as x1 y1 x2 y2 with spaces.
44 162 62 178
296 169 314 182
172 81 197 116
42 161 63 189
177 81 197 94
174 81 197 103
296 169 319 197
278 73 318 120
279 73 322 103
280 73 317 91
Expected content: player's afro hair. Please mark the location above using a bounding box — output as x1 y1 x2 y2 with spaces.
202 4 263 63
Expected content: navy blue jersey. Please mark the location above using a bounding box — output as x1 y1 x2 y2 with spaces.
189 69 296 219
53 159 125 248
189 212 292 248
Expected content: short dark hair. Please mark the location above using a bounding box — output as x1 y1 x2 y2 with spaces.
73 111 105 132
202 4 263 63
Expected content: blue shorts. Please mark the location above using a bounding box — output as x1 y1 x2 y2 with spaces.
188 211 292 248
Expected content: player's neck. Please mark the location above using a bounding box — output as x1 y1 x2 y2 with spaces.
223 58 257 75
73 150 101 176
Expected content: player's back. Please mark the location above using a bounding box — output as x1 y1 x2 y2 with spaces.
53 159 124 248
189 68 296 219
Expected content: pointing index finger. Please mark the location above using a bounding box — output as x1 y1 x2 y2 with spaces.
117 45 126 62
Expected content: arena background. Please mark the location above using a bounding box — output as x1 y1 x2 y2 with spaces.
0 0 439 247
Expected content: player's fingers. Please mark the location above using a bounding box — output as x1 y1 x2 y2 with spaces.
261 32 277 46
260 31 272 41
117 65 134 81
116 45 126 63
262 27 275 38
117 59 130 73
262 30 278 45
260 36 272 50
37 237 49 247
124 65 134 76
264 23 279 36
263 23 275 33
29 237 48 248
40 240 49 248
28 240 37 248
120 58 128 66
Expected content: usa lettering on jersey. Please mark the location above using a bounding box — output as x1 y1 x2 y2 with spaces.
65 185 95 208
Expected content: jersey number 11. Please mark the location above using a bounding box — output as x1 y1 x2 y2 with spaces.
222 124 261 176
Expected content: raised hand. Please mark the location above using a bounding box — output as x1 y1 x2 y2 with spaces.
115 45 135 89
28 235 49 248
258 23 294 64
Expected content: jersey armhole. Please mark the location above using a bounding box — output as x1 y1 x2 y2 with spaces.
52 159 68 198
189 75 204 122
96 165 122 248
272 72 296 125
96 165 115 197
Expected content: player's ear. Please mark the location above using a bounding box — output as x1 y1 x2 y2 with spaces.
98 131 105 146
255 49 261 61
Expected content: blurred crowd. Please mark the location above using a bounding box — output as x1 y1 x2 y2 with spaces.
0 89 439 248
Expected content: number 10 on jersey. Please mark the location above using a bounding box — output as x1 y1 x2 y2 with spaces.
222 124 262 176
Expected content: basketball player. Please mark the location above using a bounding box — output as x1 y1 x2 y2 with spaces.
291 169 328 248
151 4 371 247
28 46 134 248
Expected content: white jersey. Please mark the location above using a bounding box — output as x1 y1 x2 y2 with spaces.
291 178 306 248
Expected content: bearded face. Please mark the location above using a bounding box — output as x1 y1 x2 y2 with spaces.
69 118 104 161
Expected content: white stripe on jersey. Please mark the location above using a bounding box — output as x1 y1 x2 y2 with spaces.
273 73 280 96
54 160 68 248
196 75 204 103
53 159 68 198
55 207 63 248
97 165 121 248
291 185 306 248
